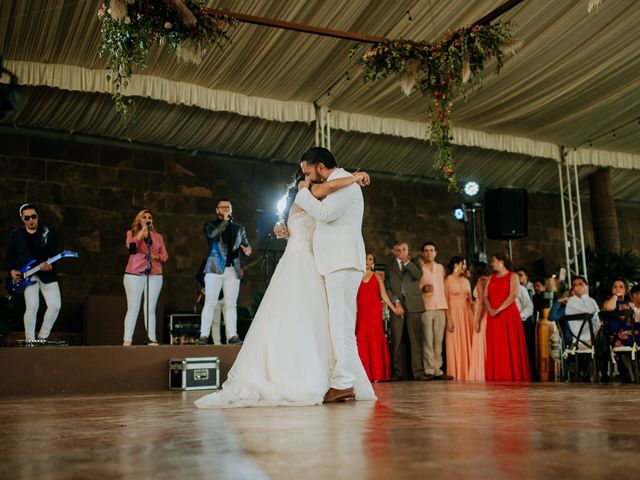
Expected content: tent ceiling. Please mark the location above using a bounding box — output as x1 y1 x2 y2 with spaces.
1 0 639 196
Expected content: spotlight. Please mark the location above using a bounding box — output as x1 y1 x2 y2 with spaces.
276 194 288 216
464 181 480 197
453 206 466 222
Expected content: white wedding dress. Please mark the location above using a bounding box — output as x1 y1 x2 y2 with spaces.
195 211 376 408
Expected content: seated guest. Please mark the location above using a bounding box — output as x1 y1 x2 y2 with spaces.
356 252 398 382
602 278 637 348
564 276 600 347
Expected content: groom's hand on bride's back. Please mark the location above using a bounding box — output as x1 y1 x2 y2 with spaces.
353 171 371 187
274 222 288 239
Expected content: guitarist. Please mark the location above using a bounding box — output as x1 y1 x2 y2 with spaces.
6 203 60 343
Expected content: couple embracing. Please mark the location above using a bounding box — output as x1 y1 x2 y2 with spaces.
195 147 376 408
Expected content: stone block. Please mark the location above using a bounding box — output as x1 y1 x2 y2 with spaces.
99 188 133 211
47 161 83 184
100 145 134 168
67 141 101 165
82 165 118 187
8 157 46 180
63 185 100 207
0 133 28 156
26 181 63 204
28 137 67 159
61 206 99 235
132 150 167 172
0 178 27 198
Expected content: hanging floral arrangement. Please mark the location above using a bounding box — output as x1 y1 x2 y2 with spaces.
354 22 521 191
98 0 236 119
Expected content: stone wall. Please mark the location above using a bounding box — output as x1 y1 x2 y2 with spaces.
1 132 638 340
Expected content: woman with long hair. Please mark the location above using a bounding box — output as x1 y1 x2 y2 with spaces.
468 262 491 381
484 252 531 381
356 252 398 382
444 256 474 380
123 209 168 346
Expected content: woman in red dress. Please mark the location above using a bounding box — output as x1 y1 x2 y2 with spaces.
356 252 398 382
484 252 531 381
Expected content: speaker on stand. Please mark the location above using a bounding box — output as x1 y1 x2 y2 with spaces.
484 188 528 259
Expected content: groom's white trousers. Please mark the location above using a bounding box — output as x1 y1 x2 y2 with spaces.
325 269 364 390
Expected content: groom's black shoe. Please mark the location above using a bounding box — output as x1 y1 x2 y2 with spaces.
227 335 243 345
323 387 355 403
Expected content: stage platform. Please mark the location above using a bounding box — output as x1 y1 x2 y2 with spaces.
1 382 638 479
0 344 240 396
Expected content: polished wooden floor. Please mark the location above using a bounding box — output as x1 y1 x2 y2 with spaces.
1 382 638 480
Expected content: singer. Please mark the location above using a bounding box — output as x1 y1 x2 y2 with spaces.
122 209 168 346
198 198 251 345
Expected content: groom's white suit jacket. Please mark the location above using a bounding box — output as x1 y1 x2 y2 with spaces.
295 168 366 276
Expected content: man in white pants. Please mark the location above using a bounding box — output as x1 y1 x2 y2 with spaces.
7 204 61 343
198 198 251 345
295 147 369 403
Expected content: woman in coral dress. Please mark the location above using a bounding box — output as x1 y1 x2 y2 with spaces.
444 256 474 380
484 252 531 382
468 262 491 381
356 252 398 382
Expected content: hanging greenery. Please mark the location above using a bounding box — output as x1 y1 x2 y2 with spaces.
98 0 235 119
353 22 521 191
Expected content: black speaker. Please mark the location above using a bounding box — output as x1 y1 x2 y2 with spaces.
484 188 528 240
256 210 286 252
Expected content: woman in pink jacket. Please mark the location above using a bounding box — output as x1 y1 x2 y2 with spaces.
123 209 169 346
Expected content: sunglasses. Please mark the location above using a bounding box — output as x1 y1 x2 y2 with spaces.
22 214 38 221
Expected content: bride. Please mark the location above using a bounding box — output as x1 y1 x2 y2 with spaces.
195 169 376 408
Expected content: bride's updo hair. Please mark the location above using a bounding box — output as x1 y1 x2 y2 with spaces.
282 168 305 222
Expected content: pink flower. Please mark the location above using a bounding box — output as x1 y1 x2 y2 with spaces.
443 167 454 175
97 4 106 17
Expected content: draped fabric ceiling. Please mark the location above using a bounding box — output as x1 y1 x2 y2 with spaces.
1 0 639 199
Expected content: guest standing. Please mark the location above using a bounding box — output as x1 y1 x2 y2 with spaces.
356 252 397 382
385 241 427 381
444 256 473 380
468 262 490 381
418 242 452 381
484 253 531 381
123 209 168 346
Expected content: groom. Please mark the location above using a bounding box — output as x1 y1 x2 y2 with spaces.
295 147 368 403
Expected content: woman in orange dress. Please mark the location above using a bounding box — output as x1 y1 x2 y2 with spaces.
468 262 491 381
444 256 474 380
356 252 398 382
484 252 531 382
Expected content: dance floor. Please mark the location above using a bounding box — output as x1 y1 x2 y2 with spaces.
2 381 637 480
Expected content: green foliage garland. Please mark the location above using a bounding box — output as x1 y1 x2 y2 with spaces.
98 0 235 119
354 22 519 191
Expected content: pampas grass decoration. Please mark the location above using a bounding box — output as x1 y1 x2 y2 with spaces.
499 37 524 56
461 53 471 84
400 58 421 96
108 0 128 20
588 0 603 14
176 43 205 64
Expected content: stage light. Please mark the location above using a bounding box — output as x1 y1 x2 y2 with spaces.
453 206 466 222
464 181 480 197
276 194 288 216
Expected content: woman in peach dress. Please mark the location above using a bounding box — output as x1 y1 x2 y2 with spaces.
468 262 491 381
444 256 474 380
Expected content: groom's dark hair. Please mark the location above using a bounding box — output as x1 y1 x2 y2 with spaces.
301 147 338 169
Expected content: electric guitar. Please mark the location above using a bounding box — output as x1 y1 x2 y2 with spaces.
7 250 79 295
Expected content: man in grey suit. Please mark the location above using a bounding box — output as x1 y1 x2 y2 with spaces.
385 241 427 381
